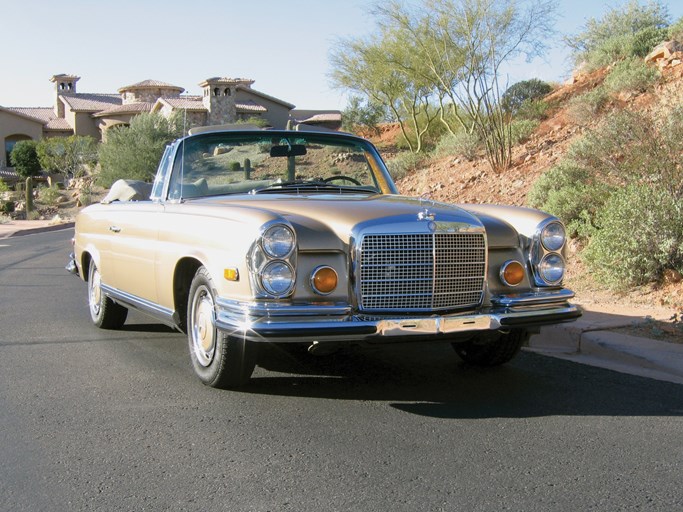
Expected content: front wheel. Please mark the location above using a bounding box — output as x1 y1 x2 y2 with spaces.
88 262 128 329
452 330 528 366
187 267 256 389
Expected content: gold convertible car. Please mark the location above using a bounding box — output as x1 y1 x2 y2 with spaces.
68 126 580 388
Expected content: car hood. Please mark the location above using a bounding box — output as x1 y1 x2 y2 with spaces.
185 194 520 250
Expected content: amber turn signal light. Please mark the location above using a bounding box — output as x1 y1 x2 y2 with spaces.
500 260 525 287
311 266 338 295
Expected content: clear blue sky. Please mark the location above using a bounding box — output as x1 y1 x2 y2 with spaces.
1 0 682 110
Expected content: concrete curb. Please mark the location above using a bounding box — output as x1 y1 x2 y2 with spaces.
528 310 683 385
0 221 74 239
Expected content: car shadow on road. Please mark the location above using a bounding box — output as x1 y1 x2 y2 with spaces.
244 342 683 419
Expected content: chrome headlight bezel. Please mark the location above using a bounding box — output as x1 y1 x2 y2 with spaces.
539 253 565 285
248 220 298 299
530 217 568 287
261 224 295 259
540 221 566 252
260 261 295 296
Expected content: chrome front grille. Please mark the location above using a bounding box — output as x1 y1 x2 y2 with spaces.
358 233 486 311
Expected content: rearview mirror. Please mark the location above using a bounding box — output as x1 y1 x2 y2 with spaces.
270 144 307 157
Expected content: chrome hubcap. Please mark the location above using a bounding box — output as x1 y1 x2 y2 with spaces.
191 285 216 367
89 267 102 317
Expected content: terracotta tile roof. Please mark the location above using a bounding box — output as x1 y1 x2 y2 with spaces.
92 102 154 117
60 93 121 112
157 96 206 111
236 100 267 113
118 79 184 93
6 107 73 131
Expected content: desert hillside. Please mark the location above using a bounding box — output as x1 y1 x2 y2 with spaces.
364 53 683 327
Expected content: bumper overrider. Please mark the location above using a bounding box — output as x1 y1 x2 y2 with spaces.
214 289 581 343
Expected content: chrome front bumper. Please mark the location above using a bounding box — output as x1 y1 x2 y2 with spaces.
214 289 581 343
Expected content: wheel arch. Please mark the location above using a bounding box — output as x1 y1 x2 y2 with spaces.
173 257 204 332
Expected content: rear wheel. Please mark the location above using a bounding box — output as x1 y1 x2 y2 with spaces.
187 267 256 389
452 330 527 366
88 262 128 329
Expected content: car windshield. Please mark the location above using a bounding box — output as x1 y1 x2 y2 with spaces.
167 131 390 200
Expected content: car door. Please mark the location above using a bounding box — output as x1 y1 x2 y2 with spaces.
105 201 163 304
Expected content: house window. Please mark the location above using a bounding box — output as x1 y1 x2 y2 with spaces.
224 88 231 96
214 87 220 96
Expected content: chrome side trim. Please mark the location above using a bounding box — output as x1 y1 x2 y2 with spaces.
101 284 178 327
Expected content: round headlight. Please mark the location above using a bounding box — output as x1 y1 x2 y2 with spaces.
311 266 338 295
539 253 565 284
262 225 295 258
261 261 295 296
541 222 566 252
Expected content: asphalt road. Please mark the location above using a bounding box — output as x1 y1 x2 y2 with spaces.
1 229 682 512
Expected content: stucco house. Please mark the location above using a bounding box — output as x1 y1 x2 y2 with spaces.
0 73 342 171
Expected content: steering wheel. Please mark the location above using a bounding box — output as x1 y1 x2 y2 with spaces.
322 175 362 186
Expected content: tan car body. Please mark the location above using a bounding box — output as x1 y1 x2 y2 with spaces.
69 128 580 387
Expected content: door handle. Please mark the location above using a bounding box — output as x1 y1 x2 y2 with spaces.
109 226 121 233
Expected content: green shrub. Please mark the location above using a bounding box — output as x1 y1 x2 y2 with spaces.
515 99 550 121
10 140 42 178
342 96 388 133
229 161 241 172
604 57 660 94
0 179 8 193
502 79 552 114
566 86 609 123
38 186 61 206
528 161 613 238
98 112 183 187
567 0 670 70
668 16 683 41
433 131 480 160
583 185 683 289
631 26 668 57
386 151 424 181
510 119 539 145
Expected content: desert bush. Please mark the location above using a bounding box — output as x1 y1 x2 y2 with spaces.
342 96 388 133
530 108 683 288
630 26 668 57
566 0 670 70
509 119 539 145
528 161 613 238
515 99 550 121
385 151 424 181
566 86 609 124
433 131 480 160
38 186 61 206
37 136 98 178
668 16 683 41
502 79 552 114
0 179 9 193
604 57 660 94
583 185 683 289
98 112 183 187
